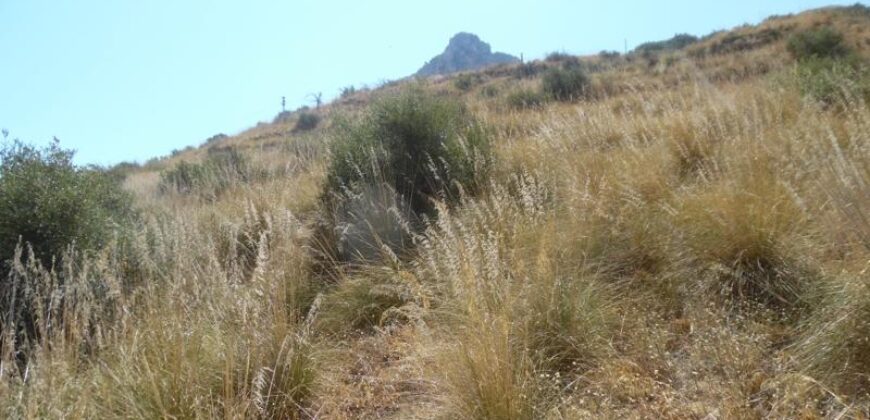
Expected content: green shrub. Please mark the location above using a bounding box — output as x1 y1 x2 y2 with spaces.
634 33 698 54
203 133 228 144
513 61 545 79
169 146 193 157
105 160 142 182
453 73 481 92
325 87 491 217
339 85 356 98
506 89 549 109
293 112 321 132
0 140 135 346
545 51 572 62
787 27 849 61
159 160 203 195
844 2 870 16
599 50 621 60
546 52 582 70
542 66 589 101
319 87 491 262
0 140 134 270
794 57 870 106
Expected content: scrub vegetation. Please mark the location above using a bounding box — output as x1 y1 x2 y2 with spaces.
1 5 869 418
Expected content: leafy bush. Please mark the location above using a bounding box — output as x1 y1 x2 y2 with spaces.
105 160 142 182
506 89 549 109
599 50 621 60
844 2 870 16
512 61 545 79
169 146 194 157
0 140 134 270
453 73 481 92
545 51 573 62
634 33 698 54
787 27 849 61
794 57 870 106
0 140 135 348
203 133 228 144
325 87 491 218
159 160 207 194
293 112 321 132
319 87 491 262
546 52 582 70
705 28 783 55
340 85 356 98
542 66 589 101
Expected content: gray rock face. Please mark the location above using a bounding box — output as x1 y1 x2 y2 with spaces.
416 33 519 77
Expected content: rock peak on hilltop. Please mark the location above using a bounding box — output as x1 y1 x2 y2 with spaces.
416 32 519 77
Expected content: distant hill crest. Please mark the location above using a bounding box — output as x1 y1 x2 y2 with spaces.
416 32 519 77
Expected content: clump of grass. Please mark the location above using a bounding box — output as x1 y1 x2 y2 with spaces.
436 315 545 420
316 266 415 333
158 147 268 199
419 179 618 417
95 319 318 419
522 273 618 373
796 273 870 396
211 200 273 281
665 119 720 179
254 334 318 419
675 174 812 310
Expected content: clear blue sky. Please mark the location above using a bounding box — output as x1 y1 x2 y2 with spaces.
0 0 854 165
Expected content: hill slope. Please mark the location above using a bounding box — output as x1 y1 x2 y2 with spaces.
3 4 870 419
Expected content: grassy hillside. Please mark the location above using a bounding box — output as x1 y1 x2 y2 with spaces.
2 5 869 419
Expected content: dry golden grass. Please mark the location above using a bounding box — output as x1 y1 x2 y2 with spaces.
2 5 869 419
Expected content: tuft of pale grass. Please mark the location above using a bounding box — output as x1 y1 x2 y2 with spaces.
315 266 420 334
674 170 814 310
796 271 870 396
416 178 620 418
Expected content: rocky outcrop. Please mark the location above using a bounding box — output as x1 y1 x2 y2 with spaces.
416 33 519 77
